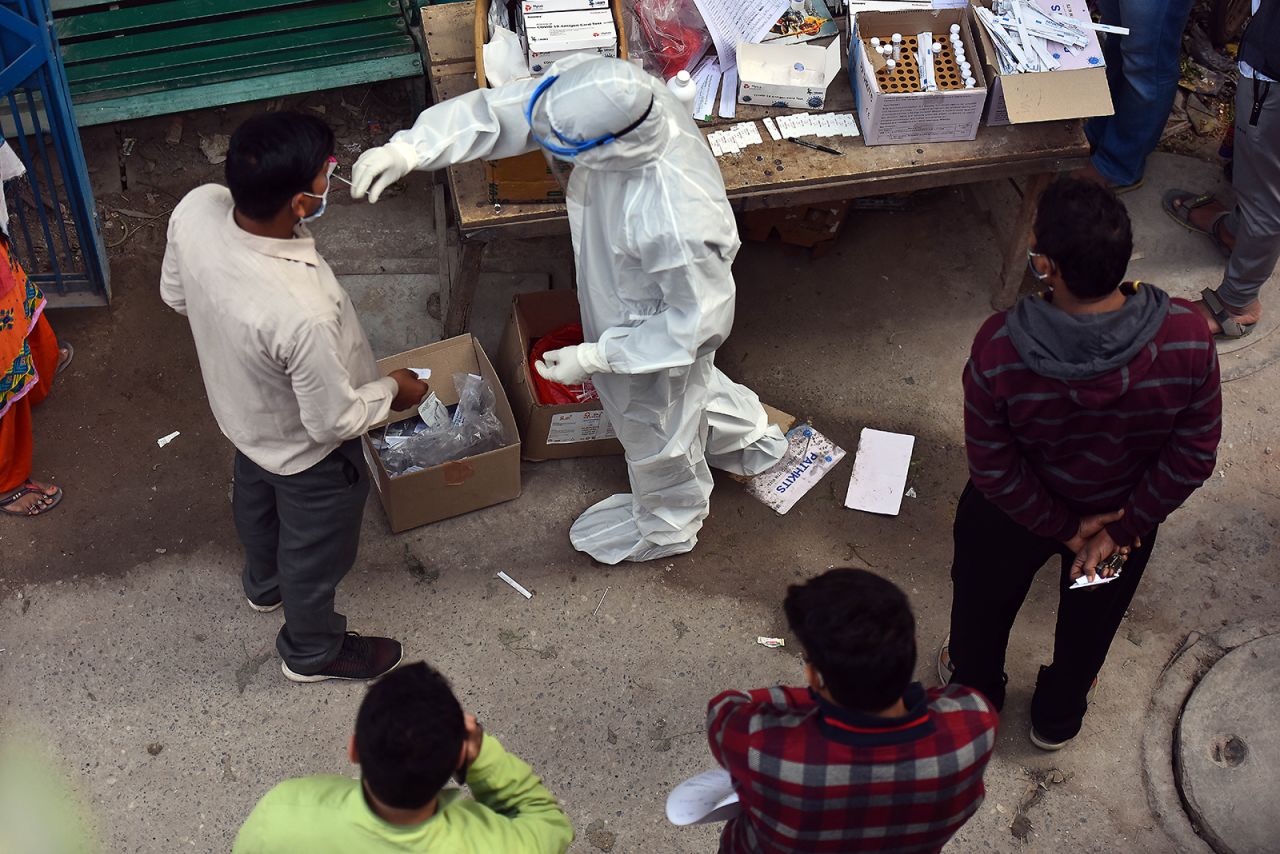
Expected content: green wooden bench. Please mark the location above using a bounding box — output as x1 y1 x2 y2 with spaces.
51 0 426 127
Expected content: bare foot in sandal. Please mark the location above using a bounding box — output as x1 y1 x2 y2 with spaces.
0 480 63 516
1192 295 1262 336
1172 196 1237 253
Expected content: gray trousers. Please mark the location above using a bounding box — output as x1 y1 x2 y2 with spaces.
1220 76 1280 310
233 439 368 672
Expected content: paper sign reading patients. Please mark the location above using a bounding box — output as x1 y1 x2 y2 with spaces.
743 424 845 515
546 410 616 444
844 428 915 515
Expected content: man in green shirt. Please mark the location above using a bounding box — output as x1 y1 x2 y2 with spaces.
233 662 573 853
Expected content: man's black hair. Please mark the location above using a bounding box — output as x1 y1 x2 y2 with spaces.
783 568 917 713
355 661 466 810
225 111 334 221
1032 177 1134 300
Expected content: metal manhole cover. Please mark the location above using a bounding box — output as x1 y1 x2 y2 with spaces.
1176 634 1280 853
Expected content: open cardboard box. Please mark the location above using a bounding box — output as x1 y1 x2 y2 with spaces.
362 334 522 533
496 289 624 461
849 6 989 145
475 0 628 202
968 0 1113 125
738 38 843 110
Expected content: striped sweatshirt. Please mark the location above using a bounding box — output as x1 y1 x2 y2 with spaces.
963 283 1221 547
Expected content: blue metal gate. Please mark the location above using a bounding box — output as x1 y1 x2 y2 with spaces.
0 0 108 305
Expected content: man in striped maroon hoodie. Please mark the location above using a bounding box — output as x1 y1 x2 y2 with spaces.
945 177 1221 751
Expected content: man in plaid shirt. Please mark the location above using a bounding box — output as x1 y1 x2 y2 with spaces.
706 569 997 853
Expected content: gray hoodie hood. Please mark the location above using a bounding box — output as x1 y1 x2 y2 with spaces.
1006 284 1170 384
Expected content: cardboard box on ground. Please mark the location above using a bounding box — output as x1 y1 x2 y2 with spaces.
362 335 522 533
741 200 853 253
474 0 629 203
968 0 1113 125
497 290 625 460
849 6 989 145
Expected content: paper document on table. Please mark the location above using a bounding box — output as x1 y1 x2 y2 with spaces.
666 769 742 826
718 67 738 118
844 428 915 515
690 55 721 121
691 0 789 72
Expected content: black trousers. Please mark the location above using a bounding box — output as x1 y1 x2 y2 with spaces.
232 439 369 673
947 482 1157 742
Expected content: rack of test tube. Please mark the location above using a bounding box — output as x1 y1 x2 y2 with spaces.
865 24 977 93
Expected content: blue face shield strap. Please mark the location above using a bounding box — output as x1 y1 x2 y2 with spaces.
525 75 655 158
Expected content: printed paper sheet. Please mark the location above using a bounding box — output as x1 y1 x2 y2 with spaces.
691 0 790 71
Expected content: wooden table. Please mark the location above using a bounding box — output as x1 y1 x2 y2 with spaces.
422 2 1090 336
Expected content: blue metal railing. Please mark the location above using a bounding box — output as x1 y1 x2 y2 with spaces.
0 0 108 305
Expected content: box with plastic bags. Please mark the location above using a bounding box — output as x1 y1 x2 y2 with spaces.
362 334 522 533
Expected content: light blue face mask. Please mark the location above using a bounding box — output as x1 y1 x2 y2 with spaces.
300 157 336 223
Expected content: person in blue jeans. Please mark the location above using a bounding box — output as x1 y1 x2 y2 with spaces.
1078 0 1196 191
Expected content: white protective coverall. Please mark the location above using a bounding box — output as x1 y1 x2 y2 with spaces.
353 55 786 564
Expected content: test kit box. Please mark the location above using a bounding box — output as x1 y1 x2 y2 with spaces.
849 7 988 145
475 0 627 202
519 8 618 73
497 290 624 461
738 39 843 110
969 0 1112 125
362 335 522 533
521 0 610 12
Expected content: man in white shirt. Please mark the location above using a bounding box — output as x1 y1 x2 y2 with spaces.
161 112 428 682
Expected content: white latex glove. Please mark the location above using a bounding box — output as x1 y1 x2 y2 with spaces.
350 141 419 203
534 343 610 385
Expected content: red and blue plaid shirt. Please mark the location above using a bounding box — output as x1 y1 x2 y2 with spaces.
706 682 997 853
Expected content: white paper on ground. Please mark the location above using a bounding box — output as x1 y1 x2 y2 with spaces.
666 768 742 826
691 0 789 72
156 430 180 448
719 67 738 118
844 428 915 515
743 424 846 515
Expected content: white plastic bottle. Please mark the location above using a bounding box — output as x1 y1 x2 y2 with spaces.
667 70 697 109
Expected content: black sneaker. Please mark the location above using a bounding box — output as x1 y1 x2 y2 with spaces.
281 633 403 683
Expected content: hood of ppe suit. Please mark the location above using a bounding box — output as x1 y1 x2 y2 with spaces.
531 55 672 171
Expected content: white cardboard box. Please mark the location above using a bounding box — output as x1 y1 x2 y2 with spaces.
519 7 618 72
737 39 843 111
849 6 988 145
528 44 618 75
520 0 610 12
523 7 615 40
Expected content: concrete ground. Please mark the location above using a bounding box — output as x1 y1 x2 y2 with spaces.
2 88 1278 852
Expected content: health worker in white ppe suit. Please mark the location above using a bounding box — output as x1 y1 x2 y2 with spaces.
351 55 787 564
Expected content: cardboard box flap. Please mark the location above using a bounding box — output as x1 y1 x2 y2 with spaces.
999 68 1113 123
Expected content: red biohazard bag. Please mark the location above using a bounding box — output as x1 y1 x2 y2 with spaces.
529 323 601 406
